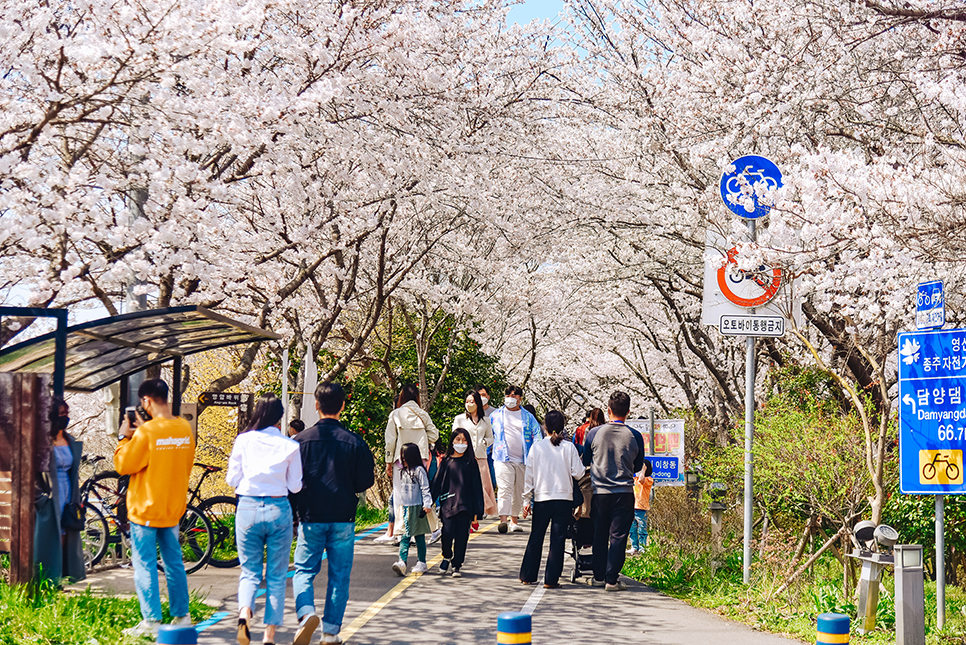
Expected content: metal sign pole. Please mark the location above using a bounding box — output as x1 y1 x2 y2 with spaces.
743 218 757 585
937 494 945 629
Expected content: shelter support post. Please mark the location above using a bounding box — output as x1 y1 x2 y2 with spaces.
172 357 182 417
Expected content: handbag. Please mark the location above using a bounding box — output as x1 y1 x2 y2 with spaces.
425 506 441 533
61 501 86 531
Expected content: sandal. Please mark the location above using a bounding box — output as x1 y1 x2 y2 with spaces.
237 617 251 645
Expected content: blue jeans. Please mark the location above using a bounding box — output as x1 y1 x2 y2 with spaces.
236 497 293 626
130 522 190 622
630 509 648 550
293 522 355 636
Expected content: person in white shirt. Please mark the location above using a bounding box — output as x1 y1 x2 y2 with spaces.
226 394 303 645
490 385 542 533
452 389 496 518
519 411 586 587
385 385 439 537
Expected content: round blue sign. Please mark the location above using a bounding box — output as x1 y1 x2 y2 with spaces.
720 155 783 219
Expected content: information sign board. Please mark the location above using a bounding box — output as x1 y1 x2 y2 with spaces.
917 281 945 330
626 419 685 487
898 328 966 493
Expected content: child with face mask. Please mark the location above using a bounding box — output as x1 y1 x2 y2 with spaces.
431 428 484 577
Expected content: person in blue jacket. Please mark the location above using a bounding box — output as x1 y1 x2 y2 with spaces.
489 385 542 534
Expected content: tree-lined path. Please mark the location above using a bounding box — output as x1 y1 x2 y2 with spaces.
75 519 803 644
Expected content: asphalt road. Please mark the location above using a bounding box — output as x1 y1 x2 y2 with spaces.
76 519 806 644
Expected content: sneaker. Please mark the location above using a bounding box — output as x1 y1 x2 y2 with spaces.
412 561 428 574
321 634 343 644
605 580 628 592
589 578 606 587
498 521 508 534
172 614 192 626
391 535 401 545
124 620 160 638
439 559 450 573
293 614 320 645
452 568 462 578
429 528 442 544
373 533 395 544
471 521 480 531
391 560 407 576
544 582 561 589
626 547 639 556
509 523 523 533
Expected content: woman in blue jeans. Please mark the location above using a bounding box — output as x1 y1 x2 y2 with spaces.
226 394 303 645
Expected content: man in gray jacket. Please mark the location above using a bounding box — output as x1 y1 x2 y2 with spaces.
582 391 646 591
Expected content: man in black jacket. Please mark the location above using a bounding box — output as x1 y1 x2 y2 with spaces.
292 382 375 645
582 391 645 592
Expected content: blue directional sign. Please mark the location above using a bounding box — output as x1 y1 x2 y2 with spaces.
898 328 966 494
720 155 783 220
916 280 945 330
650 456 679 481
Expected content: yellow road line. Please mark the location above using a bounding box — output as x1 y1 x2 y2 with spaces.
339 521 499 641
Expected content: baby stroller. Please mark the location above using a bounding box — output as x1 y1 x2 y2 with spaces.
567 469 595 583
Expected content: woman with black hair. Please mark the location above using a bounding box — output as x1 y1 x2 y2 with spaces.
519 410 585 588
34 397 86 583
452 389 496 519
431 427 484 578
226 393 303 645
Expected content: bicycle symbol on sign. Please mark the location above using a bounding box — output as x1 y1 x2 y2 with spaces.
725 166 780 214
922 452 961 483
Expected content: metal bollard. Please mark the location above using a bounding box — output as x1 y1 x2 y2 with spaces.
816 613 849 645
157 624 197 645
497 612 531 644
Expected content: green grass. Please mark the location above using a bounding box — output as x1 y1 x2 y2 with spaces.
622 539 966 645
0 579 215 645
355 504 389 532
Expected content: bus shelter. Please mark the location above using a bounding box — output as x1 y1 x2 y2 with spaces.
0 305 280 584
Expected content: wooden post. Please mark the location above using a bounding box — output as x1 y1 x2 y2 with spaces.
0 373 49 586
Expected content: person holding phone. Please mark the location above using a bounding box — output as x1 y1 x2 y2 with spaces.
114 379 195 638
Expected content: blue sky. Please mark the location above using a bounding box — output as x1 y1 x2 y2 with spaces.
507 0 564 24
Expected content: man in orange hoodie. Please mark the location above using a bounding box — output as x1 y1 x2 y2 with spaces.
114 379 195 638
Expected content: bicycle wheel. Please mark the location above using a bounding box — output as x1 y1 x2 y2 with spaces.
86 471 129 524
948 463 961 480
923 463 937 481
198 496 239 568
82 504 109 570
177 505 213 575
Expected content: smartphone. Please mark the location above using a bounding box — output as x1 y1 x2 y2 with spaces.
121 407 136 439
136 405 152 422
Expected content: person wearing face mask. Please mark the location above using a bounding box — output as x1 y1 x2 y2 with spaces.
452 390 496 519
489 385 542 533
431 428 484 577
34 397 86 584
476 384 498 495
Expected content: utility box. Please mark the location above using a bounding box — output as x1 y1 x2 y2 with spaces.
894 544 925 645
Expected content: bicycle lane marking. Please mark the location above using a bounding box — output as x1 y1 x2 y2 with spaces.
338 521 499 641
195 522 389 633
520 584 546 615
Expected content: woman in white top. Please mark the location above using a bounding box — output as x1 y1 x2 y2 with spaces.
385 384 439 533
519 410 585 588
226 393 303 645
452 389 497 517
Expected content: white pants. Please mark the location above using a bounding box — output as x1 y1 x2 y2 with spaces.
495 461 526 518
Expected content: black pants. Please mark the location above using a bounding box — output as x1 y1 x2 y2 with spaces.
591 492 635 584
441 511 472 570
519 499 572 585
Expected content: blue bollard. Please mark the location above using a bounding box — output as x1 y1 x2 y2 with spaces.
816 613 850 645
497 612 531 644
157 624 197 645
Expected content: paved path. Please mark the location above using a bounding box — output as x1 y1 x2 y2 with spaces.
74 519 805 644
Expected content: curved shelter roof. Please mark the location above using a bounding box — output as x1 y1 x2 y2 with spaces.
0 306 281 392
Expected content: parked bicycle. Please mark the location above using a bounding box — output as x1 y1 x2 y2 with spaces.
188 462 239 568
78 455 213 574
